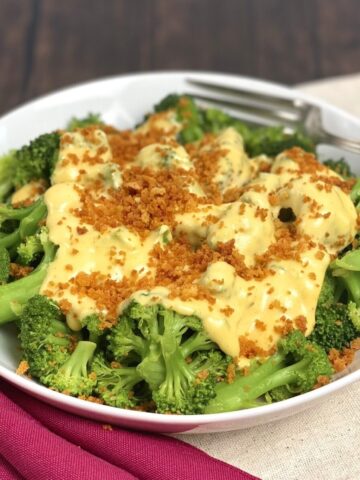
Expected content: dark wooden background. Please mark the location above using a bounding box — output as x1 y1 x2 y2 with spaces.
1 0 360 116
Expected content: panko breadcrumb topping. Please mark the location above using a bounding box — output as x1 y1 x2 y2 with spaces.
74 166 206 236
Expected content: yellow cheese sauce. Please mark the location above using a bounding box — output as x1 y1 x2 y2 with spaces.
40 125 358 364
11 180 46 206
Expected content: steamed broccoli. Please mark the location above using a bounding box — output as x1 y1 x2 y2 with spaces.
106 303 230 414
347 301 360 331
108 303 165 391
0 246 10 284
19 295 77 379
19 295 96 396
331 248 360 306
153 94 314 156
204 330 333 413
81 314 107 343
246 126 314 157
67 113 103 131
16 232 44 265
308 273 360 352
0 198 47 251
310 302 359 352
0 228 56 325
323 158 354 179
0 152 16 201
12 133 60 188
92 353 143 408
42 340 97 396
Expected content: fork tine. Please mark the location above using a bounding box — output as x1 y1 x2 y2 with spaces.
187 93 301 127
187 78 307 112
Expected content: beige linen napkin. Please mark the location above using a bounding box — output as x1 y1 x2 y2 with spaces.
177 73 360 480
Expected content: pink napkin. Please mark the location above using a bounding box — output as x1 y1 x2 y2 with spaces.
0 380 259 480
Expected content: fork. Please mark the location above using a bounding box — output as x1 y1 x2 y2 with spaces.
186 79 360 155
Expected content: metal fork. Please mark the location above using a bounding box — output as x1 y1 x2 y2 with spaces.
186 79 360 155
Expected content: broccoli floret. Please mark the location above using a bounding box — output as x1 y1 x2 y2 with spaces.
108 307 149 362
0 151 16 201
13 133 60 188
0 246 10 284
66 113 103 131
154 94 205 144
154 94 182 112
19 295 78 379
347 301 360 331
92 353 143 408
308 266 360 352
204 330 333 413
81 314 107 343
331 248 360 306
309 302 359 352
151 307 229 414
246 126 314 157
323 158 354 179
16 231 44 265
317 273 338 306
108 303 164 390
0 228 56 325
42 340 97 396
106 303 230 413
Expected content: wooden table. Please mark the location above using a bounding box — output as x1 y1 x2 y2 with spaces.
1 0 360 116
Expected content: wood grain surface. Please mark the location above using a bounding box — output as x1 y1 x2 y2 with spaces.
0 0 359 115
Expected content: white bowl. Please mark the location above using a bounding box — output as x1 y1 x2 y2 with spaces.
0 71 359 434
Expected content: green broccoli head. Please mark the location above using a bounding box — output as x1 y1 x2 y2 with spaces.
323 158 354 179
13 133 60 188
81 313 107 344
108 306 149 362
92 352 143 408
105 302 230 413
310 301 359 352
246 126 314 157
42 340 97 396
66 113 103 131
19 295 77 379
16 230 45 265
154 94 182 113
150 307 229 414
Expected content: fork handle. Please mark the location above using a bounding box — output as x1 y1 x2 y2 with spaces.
320 131 360 154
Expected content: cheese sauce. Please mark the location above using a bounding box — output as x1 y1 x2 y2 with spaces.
40 124 357 364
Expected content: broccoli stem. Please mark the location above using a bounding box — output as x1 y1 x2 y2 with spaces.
204 353 286 413
0 199 47 250
47 319 72 346
0 237 56 325
342 274 360 306
180 331 216 358
0 199 41 221
60 341 97 378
